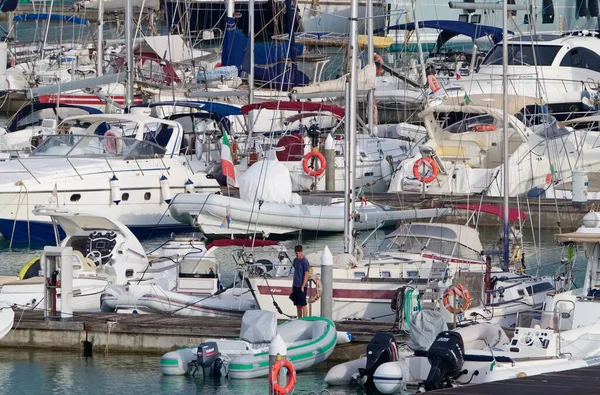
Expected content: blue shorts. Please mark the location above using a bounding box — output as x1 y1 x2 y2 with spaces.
290 286 307 307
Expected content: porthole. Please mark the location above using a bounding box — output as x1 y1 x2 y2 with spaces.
122 193 129 201
70 194 81 202
144 192 151 200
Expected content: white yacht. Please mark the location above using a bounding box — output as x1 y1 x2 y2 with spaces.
387 94 600 197
436 31 600 121
0 113 220 245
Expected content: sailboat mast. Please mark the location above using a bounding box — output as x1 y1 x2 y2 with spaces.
367 0 374 134
125 0 134 111
502 0 509 270
97 0 104 76
345 0 359 253
248 0 254 105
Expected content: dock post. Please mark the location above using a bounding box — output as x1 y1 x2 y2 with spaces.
321 245 333 320
325 133 335 191
269 334 288 394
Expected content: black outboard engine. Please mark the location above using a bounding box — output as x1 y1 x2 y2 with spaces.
423 331 465 391
195 342 227 377
358 333 398 384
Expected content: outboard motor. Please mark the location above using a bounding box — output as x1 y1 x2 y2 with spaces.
195 342 227 377
358 333 398 384
423 331 465 391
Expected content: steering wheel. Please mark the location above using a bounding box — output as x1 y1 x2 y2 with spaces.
518 330 536 346
86 251 102 266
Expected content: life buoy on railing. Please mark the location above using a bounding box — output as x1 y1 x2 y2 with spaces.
470 124 497 132
270 359 297 395
307 275 322 304
374 54 385 76
104 130 123 154
443 284 472 314
302 151 326 177
412 157 439 183
428 74 441 93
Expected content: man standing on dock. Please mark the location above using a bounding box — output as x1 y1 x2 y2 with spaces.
290 245 310 318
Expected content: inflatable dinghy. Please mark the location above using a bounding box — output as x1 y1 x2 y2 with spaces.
160 310 337 378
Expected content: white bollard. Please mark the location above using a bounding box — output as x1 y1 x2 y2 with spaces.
321 245 333 320
269 334 288 395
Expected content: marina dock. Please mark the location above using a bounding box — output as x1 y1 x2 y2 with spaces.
0 311 398 361
432 364 600 394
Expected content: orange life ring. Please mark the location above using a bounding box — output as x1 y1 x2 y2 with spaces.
104 130 124 154
428 74 441 93
374 54 385 76
412 157 439 183
302 151 326 177
443 284 472 314
307 275 322 304
270 359 297 395
471 124 496 132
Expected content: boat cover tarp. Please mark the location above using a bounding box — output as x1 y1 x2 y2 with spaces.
222 17 308 89
7 102 102 133
380 20 510 45
1 0 17 12
292 63 376 95
242 101 345 118
451 203 526 221
13 13 89 25
408 310 448 350
239 159 298 204
206 239 279 249
131 100 242 117
240 310 277 343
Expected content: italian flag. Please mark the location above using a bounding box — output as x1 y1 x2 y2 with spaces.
221 132 237 187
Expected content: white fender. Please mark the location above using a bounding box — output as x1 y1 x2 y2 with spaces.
160 175 172 204
109 175 120 205
374 360 407 394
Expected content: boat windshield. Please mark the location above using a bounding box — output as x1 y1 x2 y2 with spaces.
31 134 166 158
482 44 561 66
378 234 481 261
441 114 500 134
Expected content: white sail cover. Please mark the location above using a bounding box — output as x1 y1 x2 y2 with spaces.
239 159 295 204
291 64 376 94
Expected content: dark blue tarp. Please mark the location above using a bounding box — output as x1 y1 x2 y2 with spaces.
13 13 89 25
221 16 308 90
131 101 242 117
0 0 18 12
379 20 510 44
7 102 101 132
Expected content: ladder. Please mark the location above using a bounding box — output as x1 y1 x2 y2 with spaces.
420 261 449 311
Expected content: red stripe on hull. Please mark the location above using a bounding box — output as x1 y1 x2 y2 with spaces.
38 94 144 106
257 285 395 300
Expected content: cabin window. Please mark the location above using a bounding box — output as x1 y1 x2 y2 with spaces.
470 14 481 23
122 193 129 201
353 271 366 278
482 44 560 66
381 271 391 278
144 192 151 200
425 239 455 257
125 269 134 278
525 282 555 295
523 14 530 24
560 48 600 72
70 194 81 202
456 245 482 261
458 14 469 22
407 270 418 278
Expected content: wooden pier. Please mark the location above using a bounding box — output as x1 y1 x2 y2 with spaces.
432 364 600 394
0 310 400 361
